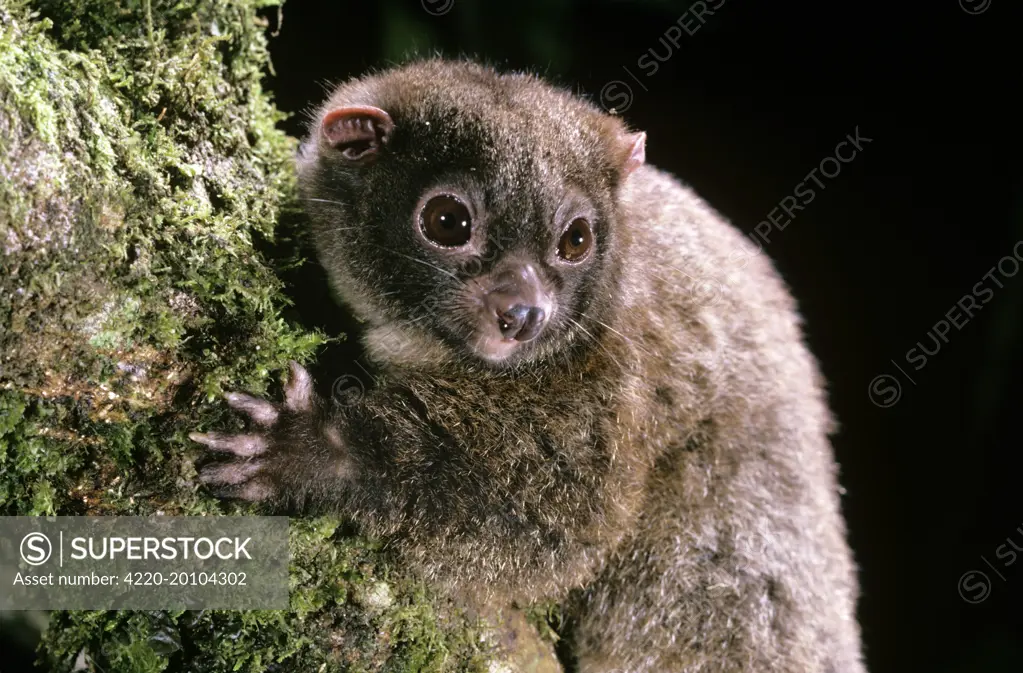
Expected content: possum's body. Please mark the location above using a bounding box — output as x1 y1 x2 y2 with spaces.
571 167 863 671
194 60 866 672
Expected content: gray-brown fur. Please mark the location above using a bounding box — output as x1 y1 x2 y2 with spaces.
193 59 866 672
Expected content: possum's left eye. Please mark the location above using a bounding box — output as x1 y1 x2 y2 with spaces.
557 218 593 262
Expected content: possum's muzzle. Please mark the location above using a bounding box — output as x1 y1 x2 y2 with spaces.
471 261 553 360
494 303 546 342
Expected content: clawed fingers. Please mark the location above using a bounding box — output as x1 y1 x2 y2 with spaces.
284 360 314 413
199 460 264 486
225 392 279 426
189 431 267 457
191 363 314 504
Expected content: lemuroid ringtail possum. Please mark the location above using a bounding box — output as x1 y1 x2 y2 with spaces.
192 59 866 673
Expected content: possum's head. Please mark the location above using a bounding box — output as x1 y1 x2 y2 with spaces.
297 59 644 369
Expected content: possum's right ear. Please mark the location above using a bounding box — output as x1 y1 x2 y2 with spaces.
320 105 394 164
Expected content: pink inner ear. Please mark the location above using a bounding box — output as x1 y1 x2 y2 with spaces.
320 105 394 160
623 131 646 177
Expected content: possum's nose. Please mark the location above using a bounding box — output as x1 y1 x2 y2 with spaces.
496 304 547 342
484 263 551 342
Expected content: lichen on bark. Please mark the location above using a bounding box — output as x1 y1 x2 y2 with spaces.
0 1 492 670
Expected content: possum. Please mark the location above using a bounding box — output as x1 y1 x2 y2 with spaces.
192 59 867 673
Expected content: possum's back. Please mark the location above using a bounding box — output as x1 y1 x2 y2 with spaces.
579 163 867 673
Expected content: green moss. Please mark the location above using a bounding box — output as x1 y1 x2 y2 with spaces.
0 0 310 510
39 519 490 673
0 0 492 670
525 601 564 648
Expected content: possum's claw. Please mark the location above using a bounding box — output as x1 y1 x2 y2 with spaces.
224 392 278 426
191 361 335 504
189 431 267 456
284 360 314 412
193 432 273 501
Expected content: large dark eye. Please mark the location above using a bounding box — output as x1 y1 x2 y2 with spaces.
557 218 593 262
420 195 472 247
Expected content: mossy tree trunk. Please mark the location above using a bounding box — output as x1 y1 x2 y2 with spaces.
0 1 494 670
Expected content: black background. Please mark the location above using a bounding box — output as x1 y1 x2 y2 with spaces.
262 1 1021 672
6 0 1021 671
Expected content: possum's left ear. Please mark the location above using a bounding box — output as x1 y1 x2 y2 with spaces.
320 105 394 164
620 131 646 177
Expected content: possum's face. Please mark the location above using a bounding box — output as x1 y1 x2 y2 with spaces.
298 61 644 368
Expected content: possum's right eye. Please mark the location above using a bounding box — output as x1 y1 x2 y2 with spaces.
557 217 593 263
419 195 472 247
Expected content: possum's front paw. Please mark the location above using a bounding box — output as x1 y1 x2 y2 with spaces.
191 361 343 503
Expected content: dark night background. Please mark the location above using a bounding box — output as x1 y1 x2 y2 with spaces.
4 0 1021 671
